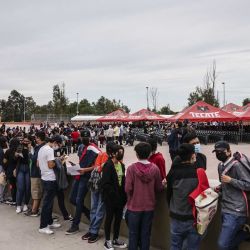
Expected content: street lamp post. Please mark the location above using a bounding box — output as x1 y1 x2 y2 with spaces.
23 97 26 122
222 82 225 106
146 86 149 110
76 92 79 115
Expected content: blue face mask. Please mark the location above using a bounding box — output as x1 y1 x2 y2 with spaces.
194 143 201 153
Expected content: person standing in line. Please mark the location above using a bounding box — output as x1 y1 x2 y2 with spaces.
213 141 250 250
37 136 61 235
167 143 202 250
125 142 163 250
100 143 127 250
25 131 45 216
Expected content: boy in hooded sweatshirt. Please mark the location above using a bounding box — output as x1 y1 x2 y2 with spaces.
125 142 163 250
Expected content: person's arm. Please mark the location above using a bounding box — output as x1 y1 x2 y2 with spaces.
47 147 55 169
222 162 250 191
125 165 133 194
166 169 174 206
154 167 164 192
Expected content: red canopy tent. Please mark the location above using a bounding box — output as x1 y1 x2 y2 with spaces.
125 109 165 122
96 109 129 122
238 107 250 121
168 101 238 122
221 103 242 113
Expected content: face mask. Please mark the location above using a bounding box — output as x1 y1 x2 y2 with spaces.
194 143 201 153
216 152 228 162
53 145 59 151
116 152 124 161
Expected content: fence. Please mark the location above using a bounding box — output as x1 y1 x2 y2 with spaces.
31 114 73 123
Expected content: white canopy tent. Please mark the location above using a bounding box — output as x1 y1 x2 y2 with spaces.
71 115 102 121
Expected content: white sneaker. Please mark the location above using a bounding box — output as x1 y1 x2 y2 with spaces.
23 204 28 212
39 227 54 235
16 206 22 214
49 223 61 229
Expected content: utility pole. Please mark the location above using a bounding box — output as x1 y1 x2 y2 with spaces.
76 92 79 115
146 86 149 110
222 82 225 107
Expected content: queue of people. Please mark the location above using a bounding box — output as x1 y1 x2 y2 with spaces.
0 121 250 250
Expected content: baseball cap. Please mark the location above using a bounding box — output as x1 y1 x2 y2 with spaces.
81 130 90 138
51 135 63 144
212 141 230 152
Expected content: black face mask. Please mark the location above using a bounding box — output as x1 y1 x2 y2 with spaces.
116 152 124 161
216 152 228 162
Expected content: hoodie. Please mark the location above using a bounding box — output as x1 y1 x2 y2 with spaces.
125 160 163 211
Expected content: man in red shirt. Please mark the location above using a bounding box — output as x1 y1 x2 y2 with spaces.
71 128 80 153
148 137 167 183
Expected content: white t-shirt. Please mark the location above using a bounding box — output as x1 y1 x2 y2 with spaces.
37 144 56 181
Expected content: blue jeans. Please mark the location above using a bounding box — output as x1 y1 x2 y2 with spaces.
218 213 248 250
16 164 31 206
40 180 57 229
89 190 105 235
72 176 90 227
127 210 154 250
170 219 202 250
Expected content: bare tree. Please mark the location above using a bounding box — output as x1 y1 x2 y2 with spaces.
150 87 158 111
209 60 218 96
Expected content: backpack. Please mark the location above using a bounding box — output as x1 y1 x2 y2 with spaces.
87 152 108 192
54 158 69 190
225 152 250 216
189 168 219 235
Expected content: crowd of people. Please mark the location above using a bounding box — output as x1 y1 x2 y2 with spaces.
0 121 250 250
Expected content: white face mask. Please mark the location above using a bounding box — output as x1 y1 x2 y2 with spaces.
194 143 201 153
53 145 59 151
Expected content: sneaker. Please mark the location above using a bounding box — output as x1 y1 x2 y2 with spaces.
16 206 22 214
104 240 114 250
49 223 61 229
23 204 28 212
112 239 127 248
24 209 40 216
65 226 79 235
64 214 73 221
81 232 92 240
88 234 99 243
10 201 16 206
39 227 54 235
52 215 59 222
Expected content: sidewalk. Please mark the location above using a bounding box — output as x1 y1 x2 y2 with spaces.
0 203 113 250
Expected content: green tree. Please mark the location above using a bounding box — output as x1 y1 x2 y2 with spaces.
242 98 250 106
159 104 175 114
52 83 69 114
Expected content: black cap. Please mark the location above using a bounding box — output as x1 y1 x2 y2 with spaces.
212 141 230 152
81 130 90 138
51 135 63 144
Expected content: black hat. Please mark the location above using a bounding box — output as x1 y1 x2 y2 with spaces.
212 141 230 152
51 135 62 144
81 130 90 138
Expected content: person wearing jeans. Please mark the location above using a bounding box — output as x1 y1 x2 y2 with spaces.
125 142 163 250
212 141 250 249
38 137 62 235
16 163 31 213
66 130 99 235
167 143 202 250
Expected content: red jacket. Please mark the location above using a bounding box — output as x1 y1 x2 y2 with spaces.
148 152 166 180
125 161 163 211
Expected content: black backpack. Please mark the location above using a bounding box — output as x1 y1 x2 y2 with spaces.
54 158 69 190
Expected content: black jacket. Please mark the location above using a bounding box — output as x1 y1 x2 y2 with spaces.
100 158 127 208
167 161 198 221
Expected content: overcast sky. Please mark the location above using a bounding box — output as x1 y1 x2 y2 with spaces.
1 0 250 112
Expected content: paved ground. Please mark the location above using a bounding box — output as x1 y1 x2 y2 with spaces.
0 142 249 250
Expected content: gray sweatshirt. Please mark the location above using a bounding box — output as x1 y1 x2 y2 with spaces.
218 156 250 217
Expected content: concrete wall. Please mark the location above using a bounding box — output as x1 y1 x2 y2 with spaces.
54 184 250 250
